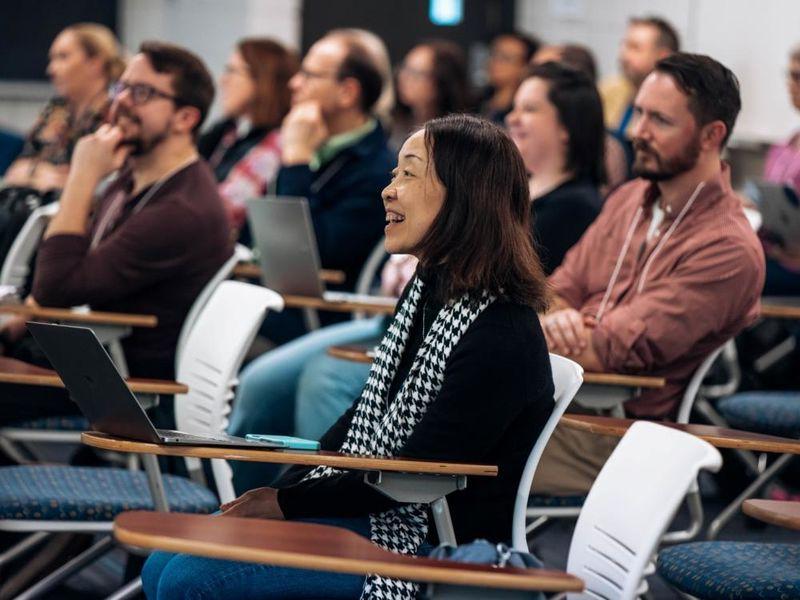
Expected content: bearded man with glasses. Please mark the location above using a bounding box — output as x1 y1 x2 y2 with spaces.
0 42 231 432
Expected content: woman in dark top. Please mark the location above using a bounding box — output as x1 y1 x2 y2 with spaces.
198 39 297 241
507 62 606 274
143 114 555 599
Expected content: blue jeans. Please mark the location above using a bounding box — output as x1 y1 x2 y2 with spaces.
295 353 372 440
142 517 369 599
228 318 384 492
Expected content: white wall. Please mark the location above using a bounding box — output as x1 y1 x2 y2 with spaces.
0 0 302 133
516 0 800 145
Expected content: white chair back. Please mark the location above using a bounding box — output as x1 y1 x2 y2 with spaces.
566 421 722 600
0 202 59 289
175 244 252 360
354 236 387 296
512 353 583 551
174 280 283 502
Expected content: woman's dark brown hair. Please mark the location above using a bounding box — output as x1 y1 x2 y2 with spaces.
418 114 549 311
394 40 471 121
237 38 298 129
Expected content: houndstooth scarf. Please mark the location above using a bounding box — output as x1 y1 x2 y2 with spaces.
302 275 494 599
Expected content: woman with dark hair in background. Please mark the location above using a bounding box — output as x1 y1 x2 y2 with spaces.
389 39 470 150
531 44 631 195
143 114 555 599
481 31 540 125
198 38 297 242
507 61 605 274
3 23 124 194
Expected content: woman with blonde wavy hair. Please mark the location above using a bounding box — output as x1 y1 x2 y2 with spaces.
3 23 124 193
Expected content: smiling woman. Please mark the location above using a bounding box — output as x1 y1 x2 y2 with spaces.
142 114 556 600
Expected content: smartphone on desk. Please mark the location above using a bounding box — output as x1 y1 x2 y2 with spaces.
245 434 320 451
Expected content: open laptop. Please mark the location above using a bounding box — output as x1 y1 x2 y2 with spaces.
26 321 282 448
246 196 395 306
747 180 800 252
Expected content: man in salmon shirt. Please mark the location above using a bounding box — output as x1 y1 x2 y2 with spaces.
535 52 765 495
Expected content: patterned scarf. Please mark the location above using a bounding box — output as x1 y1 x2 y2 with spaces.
303 275 494 599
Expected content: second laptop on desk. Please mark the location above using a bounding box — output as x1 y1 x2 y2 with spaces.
26 321 314 450
246 196 395 306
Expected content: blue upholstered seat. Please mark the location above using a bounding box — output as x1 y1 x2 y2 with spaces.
5 415 89 431
528 494 585 508
718 392 800 438
658 542 800 599
0 466 218 521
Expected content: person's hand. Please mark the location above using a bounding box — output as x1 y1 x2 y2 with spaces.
219 487 284 520
2 158 36 187
0 315 28 346
30 162 69 192
280 101 329 165
69 124 131 184
541 308 590 356
380 255 418 297
764 241 800 273
3 159 69 193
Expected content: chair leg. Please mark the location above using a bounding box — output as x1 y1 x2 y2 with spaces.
0 532 50 569
707 452 793 540
662 485 704 544
524 515 549 535
0 437 36 465
105 576 142 600
12 535 115 600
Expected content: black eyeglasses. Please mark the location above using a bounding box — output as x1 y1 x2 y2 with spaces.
297 67 340 81
109 81 178 105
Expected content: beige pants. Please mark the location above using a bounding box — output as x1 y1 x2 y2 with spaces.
531 423 620 495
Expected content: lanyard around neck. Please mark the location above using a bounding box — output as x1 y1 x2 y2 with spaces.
90 157 197 250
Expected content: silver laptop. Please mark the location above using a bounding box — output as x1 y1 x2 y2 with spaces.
246 196 395 306
27 321 282 448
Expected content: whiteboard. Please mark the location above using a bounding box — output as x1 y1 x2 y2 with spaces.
517 0 800 144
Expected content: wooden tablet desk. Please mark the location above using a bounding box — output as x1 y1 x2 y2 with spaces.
743 499 800 531
0 304 158 377
114 511 584 597
282 295 397 315
232 263 347 285
326 345 667 390
82 432 496 546
0 304 157 328
560 414 800 454
760 297 800 320
0 356 187 395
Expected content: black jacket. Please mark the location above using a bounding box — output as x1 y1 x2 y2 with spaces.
276 279 554 545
